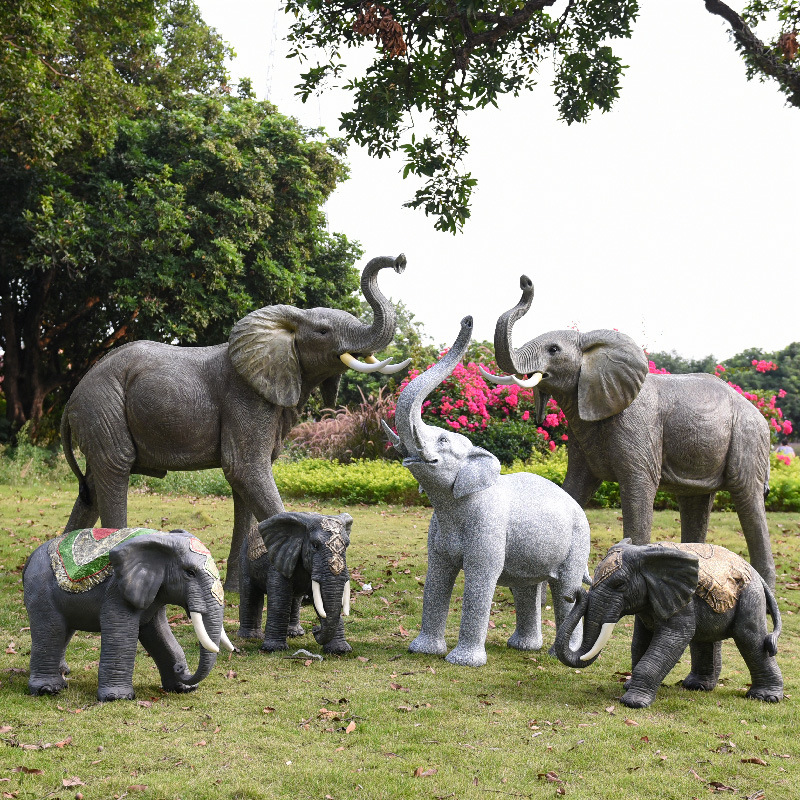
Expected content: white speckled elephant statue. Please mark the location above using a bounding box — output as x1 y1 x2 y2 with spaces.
384 316 591 667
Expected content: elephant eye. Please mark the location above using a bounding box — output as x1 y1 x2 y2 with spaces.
183 567 196 578
548 344 560 354
315 328 330 336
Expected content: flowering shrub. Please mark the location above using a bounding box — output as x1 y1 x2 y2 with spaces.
394 356 569 463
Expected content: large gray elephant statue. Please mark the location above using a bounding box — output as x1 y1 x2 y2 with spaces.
383 316 591 667
484 275 775 588
554 539 783 708
238 511 353 654
60 255 409 591
23 527 234 701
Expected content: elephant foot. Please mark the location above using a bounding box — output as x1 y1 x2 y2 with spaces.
507 631 543 652
682 673 718 692
620 685 656 709
287 624 306 638
237 627 264 640
260 639 289 652
445 644 487 668
60 662 71 677
28 677 67 696
98 685 136 702
409 632 447 657
746 686 783 703
322 640 352 655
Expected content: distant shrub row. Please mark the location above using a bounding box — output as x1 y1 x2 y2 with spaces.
3 434 800 511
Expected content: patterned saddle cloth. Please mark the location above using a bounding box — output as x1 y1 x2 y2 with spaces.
48 528 159 593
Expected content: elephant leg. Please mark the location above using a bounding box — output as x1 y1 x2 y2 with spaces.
287 595 305 638
630 616 653 676
445 557 503 667
622 616 694 708
619 480 658 546
138 608 195 693
28 617 71 695
677 494 716 543
562 444 602 508
236 542 265 640
260 567 295 652
730 489 776 590
224 491 259 593
64 468 100 532
409 519 459 658
682 640 722 691
507 583 543 652
98 591 141 701
734 631 783 703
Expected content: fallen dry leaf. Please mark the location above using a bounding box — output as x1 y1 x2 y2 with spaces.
345 720 356 734
128 785 148 792
262 706 275 714
0 726 12 734
740 757 768 766
195 740 207 747
62 777 85 787
624 719 639 726
389 682 409 692
708 781 736 792
413 767 438 778
12 767 43 775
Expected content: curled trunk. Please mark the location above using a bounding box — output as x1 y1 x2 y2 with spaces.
553 587 603 668
344 254 406 355
176 606 223 685
493 275 534 375
393 315 473 461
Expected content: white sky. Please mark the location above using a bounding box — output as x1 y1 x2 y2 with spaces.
196 0 799 361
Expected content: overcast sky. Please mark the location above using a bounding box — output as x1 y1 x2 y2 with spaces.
196 0 799 361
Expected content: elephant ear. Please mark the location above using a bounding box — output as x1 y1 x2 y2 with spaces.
258 512 310 579
577 330 649 421
453 447 501 499
229 306 303 408
109 534 176 610
633 546 700 621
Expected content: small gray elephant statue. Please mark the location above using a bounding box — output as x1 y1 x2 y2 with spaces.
60 255 409 592
23 527 235 701
237 511 353 654
554 539 783 708
384 316 591 667
484 275 775 589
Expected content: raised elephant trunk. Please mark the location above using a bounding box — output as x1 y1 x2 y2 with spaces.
552 587 611 668
393 316 473 463
493 274 534 376
342 254 407 361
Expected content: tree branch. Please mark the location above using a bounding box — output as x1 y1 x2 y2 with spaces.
704 0 800 106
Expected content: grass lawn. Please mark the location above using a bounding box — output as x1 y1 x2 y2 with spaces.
1 485 799 799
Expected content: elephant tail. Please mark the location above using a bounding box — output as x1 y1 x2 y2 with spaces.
761 574 782 657
60 413 91 505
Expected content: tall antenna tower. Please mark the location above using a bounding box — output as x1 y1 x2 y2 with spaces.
264 8 279 101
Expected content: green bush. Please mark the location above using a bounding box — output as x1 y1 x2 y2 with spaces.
468 419 547 465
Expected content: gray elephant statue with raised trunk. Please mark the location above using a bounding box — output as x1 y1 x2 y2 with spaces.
554 539 783 708
384 316 591 667
23 527 235 701
484 275 776 589
60 255 410 592
238 511 353 654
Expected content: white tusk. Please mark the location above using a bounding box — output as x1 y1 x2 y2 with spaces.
312 580 327 619
479 366 515 385
342 581 351 616
377 358 412 375
340 352 394 373
219 627 235 652
580 621 617 661
190 611 220 654
512 372 543 388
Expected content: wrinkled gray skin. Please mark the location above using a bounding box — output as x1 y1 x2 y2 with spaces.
554 539 783 708
386 317 591 667
238 512 353 654
60 256 406 592
492 275 775 589
23 529 225 701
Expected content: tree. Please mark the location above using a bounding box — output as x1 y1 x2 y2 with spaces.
286 0 800 232
1 27 362 440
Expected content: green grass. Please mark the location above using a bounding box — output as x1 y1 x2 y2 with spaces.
1 486 799 799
